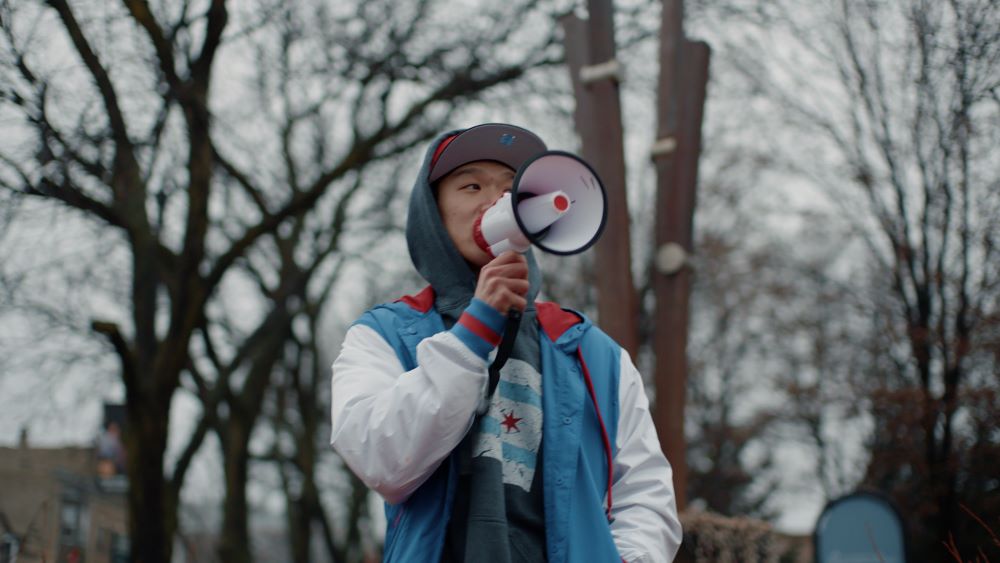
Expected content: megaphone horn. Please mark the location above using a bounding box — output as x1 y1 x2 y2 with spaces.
473 151 608 258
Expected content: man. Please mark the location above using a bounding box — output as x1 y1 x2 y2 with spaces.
331 123 681 562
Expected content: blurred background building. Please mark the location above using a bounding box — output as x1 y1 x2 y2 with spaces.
0 405 129 563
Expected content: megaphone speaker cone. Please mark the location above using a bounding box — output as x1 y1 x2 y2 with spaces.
512 151 608 255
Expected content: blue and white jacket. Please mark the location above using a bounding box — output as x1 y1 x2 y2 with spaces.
331 287 681 562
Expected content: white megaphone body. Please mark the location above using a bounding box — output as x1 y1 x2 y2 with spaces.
473 151 607 258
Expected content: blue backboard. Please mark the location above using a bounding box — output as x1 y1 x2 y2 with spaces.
815 491 907 563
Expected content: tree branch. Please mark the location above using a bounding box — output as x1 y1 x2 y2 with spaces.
191 0 227 84
92 320 137 390
122 0 182 90
212 145 270 214
46 0 134 153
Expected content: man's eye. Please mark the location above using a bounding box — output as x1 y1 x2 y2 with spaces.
461 184 481 191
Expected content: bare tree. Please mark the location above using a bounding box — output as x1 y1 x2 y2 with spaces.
685 229 784 519
260 266 373 563
704 0 1000 554
0 0 564 561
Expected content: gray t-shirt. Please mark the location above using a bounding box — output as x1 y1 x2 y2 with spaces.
441 321 547 562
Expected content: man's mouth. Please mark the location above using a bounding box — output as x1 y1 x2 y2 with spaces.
472 212 493 257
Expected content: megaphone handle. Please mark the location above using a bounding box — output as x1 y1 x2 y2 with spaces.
487 309 522 398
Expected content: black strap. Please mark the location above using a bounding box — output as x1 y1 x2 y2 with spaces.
487 309 521 397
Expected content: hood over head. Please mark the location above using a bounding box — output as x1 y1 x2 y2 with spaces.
405 125 545 323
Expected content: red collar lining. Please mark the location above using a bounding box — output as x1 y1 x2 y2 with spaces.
536 301 582 342
395 286 436 313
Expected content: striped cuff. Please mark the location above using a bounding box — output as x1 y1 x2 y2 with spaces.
451 298 506 360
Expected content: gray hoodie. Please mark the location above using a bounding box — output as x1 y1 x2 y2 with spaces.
406 130 548 562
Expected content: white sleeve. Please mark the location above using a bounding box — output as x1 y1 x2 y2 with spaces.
329 323 488 505
610 349 683 562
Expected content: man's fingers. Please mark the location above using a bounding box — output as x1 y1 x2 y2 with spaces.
484 262 529 280
481 277 530 297
507 279 530 296
501 291 528 312
474 251 531 313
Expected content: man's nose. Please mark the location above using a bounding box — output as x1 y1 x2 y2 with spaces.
488 186 511 205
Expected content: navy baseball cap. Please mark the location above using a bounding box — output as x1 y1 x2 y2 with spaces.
428 123 548 183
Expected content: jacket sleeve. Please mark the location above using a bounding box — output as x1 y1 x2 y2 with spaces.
609 349 683 562
330 300 505 505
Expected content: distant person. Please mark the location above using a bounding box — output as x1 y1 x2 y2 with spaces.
330 123 682 562
96 420 125 476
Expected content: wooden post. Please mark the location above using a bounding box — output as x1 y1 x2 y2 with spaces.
560 0 640 359
652 0 711 511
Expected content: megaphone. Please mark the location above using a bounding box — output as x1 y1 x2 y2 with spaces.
473 151 608 258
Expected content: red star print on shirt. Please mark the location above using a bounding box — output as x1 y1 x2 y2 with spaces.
501 410 523 433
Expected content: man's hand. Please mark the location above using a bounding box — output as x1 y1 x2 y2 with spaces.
474 251 530 314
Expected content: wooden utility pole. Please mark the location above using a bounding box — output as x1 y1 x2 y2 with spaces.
561 0 639 359
652 0 710 511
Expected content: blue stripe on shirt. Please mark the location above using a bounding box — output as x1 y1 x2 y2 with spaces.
497 380 542 409
501 442 537 470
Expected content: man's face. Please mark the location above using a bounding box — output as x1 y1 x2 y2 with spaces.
436 160 515 269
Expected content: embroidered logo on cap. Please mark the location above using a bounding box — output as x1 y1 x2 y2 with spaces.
500 133 516 147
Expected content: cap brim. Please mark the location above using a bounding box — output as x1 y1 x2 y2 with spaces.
429 123 548 182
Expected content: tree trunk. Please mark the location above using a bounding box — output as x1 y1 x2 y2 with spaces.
561 3 640 358
652 0 710 507
125 395 175 563
219 419 253 563
286 495 310 563
217 306 292 562
286 423 317 563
